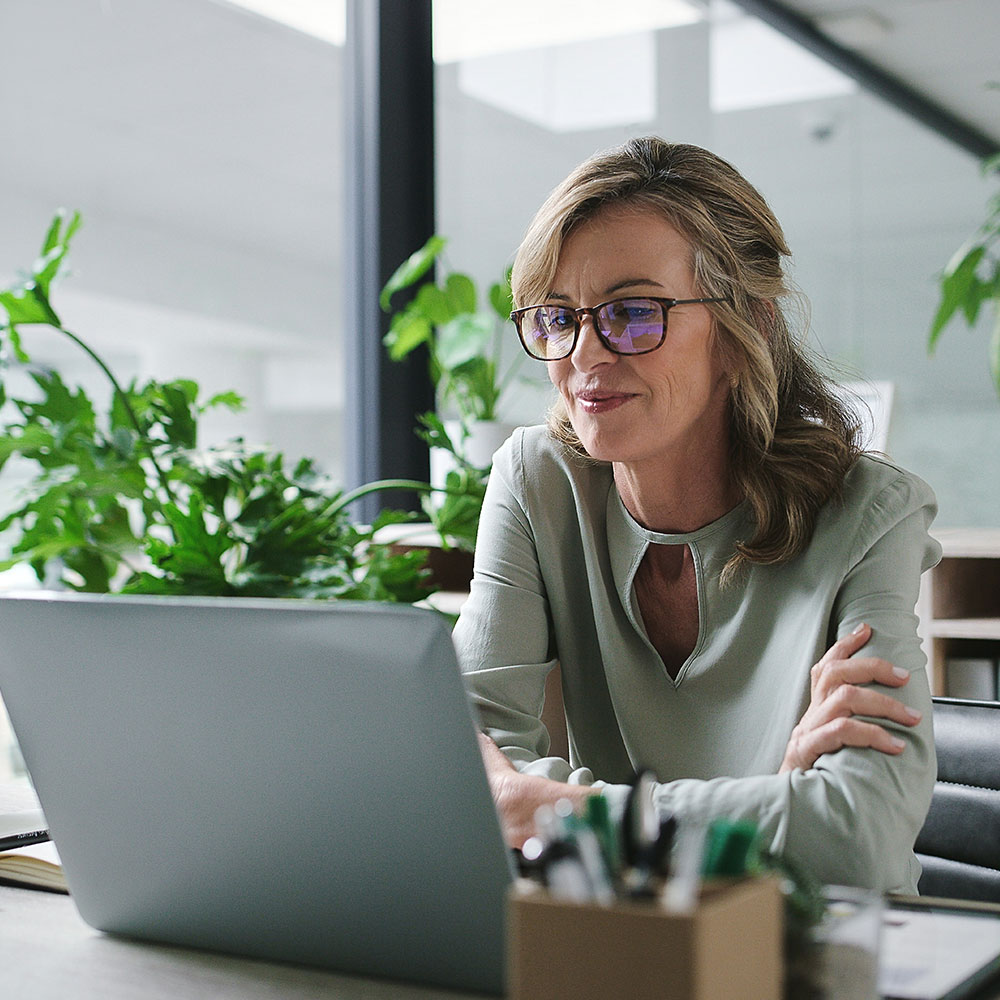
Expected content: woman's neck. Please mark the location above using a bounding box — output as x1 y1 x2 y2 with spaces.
613 450 740 535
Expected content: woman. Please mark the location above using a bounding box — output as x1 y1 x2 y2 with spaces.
454 137 940 893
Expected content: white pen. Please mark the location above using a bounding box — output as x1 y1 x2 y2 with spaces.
660 820 707 913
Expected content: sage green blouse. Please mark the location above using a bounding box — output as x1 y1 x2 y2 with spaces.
454 425 941 893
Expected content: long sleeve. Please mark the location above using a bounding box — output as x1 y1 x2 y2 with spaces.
456 426 941 892
604 481 940 891
454 433 602 784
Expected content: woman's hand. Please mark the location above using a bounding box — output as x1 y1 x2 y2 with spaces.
779 623 923 773
477 733 591 849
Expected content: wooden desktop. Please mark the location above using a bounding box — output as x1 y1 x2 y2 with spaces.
0 882 487 999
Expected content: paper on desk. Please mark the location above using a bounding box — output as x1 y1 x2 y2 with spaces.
880 907 1000 1000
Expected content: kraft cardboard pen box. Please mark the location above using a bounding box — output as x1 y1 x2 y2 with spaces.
507 875 784 1000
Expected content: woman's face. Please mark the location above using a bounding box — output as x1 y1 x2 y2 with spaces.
546 205 732 471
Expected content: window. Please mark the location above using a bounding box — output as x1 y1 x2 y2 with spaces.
0 0 345 779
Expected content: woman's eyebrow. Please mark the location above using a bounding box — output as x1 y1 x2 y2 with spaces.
547 278 666 302
604 277 666 295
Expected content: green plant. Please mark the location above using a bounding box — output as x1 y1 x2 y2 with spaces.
379 235 520 424
413 412 487 553
379 236 524 553
0 211 436 602
929 152 1000 398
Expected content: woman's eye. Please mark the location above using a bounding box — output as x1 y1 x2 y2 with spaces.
623 303 655 321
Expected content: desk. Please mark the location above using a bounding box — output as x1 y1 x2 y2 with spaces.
6 883 1000 1000
0 884 487 1000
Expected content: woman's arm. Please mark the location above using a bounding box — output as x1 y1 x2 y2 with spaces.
479 622 923 849
779 623 922 772
462 441 938 890
623 485 939 892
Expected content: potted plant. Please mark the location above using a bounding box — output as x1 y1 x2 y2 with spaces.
929 152 1000 398
379 236 522 554
0 211 440 602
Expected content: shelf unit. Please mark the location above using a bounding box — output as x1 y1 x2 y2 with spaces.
918 528 1000 696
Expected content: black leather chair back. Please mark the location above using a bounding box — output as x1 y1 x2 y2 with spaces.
915 697 1000 901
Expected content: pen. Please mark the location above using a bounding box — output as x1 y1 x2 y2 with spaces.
0 829 51 852
660 820 707 914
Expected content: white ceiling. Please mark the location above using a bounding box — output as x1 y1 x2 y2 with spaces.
1 0 995 340
768 0 1000 152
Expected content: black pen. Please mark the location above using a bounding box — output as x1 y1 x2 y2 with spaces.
0 829 50 852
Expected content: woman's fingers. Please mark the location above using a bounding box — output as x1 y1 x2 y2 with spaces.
819 656 911 688
808 683 923 728
780 717 907 773
785 623 922 772
816 623 872 667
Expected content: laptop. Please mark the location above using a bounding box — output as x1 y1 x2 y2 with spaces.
0 591 515 994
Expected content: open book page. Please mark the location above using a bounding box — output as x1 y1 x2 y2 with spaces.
0 839 66 893
881 903 1000 1000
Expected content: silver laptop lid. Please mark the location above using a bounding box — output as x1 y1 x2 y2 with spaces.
0 591 513 994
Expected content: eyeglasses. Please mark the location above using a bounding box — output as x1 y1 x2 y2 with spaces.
510 295 727 361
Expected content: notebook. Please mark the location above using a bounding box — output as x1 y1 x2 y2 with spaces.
0 591 515 994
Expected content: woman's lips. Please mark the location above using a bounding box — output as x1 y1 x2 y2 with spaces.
574 389 636 414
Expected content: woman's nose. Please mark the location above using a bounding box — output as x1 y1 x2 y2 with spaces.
571 314 615 372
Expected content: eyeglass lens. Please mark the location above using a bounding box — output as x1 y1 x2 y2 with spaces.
519 298 664 360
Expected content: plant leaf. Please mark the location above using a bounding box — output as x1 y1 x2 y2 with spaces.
436 313 493 370
383 309 432 361
202 390 245 413
443 272 476 316
34 210 82 296
4 325 30 363
413 282 457 326
489 277 513 320
379 234 447 311
929 245 985 350
0 282 61 327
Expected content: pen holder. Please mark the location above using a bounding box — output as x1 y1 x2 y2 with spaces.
507 875 784 1000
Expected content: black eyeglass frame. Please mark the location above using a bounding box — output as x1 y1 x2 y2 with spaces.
510 295 728 361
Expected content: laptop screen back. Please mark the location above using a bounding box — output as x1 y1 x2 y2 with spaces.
0 592 513 994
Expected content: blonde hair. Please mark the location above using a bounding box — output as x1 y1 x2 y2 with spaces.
511 137 861 581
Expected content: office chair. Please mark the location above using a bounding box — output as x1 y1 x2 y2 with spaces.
915 697 1000 902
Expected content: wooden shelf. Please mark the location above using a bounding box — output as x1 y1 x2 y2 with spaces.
919 529 1000 696
928 527 1000 559
926 619 1000 640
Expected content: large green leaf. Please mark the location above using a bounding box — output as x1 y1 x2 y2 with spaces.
436 312 493 370
22 370 96 429
448 355 500 421
383 309 432 361
0 282 61 327
413 282 456 326
443 272 476 315
379 234 447 311
929 245 986 350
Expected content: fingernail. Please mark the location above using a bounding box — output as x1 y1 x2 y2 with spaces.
905 706 922 721
893 666 909 679
890 736 906 750
851 623 867 636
